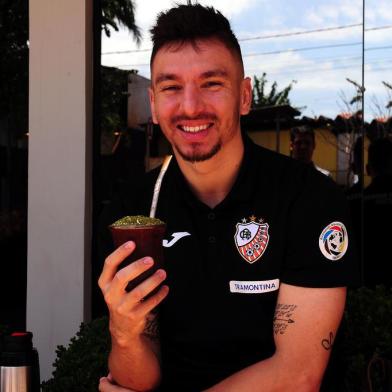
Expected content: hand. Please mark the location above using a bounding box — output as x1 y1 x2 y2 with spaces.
99 374 137 392
98 241 169 347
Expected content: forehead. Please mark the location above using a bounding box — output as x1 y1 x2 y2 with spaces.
151 39 242 82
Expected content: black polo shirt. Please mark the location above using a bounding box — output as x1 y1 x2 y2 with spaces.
98 136 357 391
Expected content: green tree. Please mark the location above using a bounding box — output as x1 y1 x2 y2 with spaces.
0 0 29 134
0 0 141 129
102 0 141 41
252 73 296 108
101 66 133 134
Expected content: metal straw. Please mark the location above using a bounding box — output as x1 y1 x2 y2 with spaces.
149 155 173 218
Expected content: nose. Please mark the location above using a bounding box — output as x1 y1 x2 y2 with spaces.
180 84 204 117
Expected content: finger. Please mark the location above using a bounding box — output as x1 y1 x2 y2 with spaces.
98 241 136 290
98 377 113 392
99 377 135 392
118 268 167 309
108 257 155 299
135 284 170 316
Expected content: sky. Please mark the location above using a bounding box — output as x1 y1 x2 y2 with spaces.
101 0 392 120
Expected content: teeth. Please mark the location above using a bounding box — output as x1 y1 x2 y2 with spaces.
182 124 209 132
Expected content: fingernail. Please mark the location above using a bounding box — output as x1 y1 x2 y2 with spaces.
142 257 153 265
156 269 166 278
123 241 134 249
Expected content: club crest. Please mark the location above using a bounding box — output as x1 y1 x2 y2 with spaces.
319 221 348 261
234 217 269 264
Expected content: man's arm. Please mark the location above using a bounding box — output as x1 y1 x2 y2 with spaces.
204 283 346 392
98 241 169 391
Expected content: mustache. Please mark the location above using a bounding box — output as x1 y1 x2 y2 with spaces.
171 113 218 123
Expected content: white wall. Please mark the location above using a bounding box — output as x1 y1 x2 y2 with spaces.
27 0 93 381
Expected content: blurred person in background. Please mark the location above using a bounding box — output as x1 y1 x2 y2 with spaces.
291 125 332 178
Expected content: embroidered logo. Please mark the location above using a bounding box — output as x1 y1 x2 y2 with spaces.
319 222 348 261
163 232 191 248
234 216 269 264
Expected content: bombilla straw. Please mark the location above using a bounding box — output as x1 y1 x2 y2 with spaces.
149 155 173 218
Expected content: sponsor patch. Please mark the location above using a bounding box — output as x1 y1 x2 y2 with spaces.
319 222 348 261
234 216 269 264
229 279 280 294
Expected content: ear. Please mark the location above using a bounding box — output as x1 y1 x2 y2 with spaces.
240 77 252 116
148 87 159 124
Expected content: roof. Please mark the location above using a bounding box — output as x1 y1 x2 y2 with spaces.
241 105 301 131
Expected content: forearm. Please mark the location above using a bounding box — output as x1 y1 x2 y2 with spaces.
203 353 321 392
109 335 161 391
204 285 345 392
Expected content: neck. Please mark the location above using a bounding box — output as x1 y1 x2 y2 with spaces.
176 134 244 208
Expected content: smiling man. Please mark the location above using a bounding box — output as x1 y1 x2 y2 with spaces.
98 4 356 392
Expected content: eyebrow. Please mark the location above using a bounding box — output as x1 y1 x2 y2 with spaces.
154 73 179 85
154 69 229 85
201 69 229 79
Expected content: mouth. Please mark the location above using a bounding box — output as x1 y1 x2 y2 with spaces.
177 123 213 133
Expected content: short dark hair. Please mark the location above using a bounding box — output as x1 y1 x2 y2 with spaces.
368 137 392 176
150 3 243 71
290 125 315 144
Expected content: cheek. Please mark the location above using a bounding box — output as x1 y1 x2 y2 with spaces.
154 97 178 121
208 91 238 114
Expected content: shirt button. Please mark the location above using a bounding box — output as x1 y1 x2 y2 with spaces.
208 235 216 244
207 212 215 220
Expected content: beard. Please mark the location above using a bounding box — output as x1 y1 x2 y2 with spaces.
174 140 222 163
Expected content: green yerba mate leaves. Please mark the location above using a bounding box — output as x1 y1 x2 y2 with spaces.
111 215 165 227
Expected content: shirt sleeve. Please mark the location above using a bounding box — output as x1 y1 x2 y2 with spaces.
280 168 360 288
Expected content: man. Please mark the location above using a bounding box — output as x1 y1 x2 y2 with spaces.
98 4 356 391
290 125 332 177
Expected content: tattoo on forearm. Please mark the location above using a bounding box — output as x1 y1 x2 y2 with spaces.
321 332 334 350
142 314 160 342
273 303 297 335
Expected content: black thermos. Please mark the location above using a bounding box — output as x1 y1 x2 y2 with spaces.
0 332 40 392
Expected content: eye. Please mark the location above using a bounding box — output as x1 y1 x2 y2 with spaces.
203 80 223 89
161 85 181 92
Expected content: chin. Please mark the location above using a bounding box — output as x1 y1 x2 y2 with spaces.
176 142 221 163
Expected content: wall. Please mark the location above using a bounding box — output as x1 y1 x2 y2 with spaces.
27 0 93 380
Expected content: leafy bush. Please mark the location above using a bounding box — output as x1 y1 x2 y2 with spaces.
41 316 110 392
341 285 392 391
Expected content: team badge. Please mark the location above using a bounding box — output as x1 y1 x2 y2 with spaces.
234 216 269 264
319 222 348 261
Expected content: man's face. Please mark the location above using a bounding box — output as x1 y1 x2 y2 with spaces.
149 39 252 163
291 133 315 164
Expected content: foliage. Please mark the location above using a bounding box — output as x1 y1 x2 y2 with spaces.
346 78 364 106
252 73 296 108
102 0 141 41
340 285 392 391
0 0 140 132
0 0 29 135
101 66 133 134
41 317 110 392
382 81 392 110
